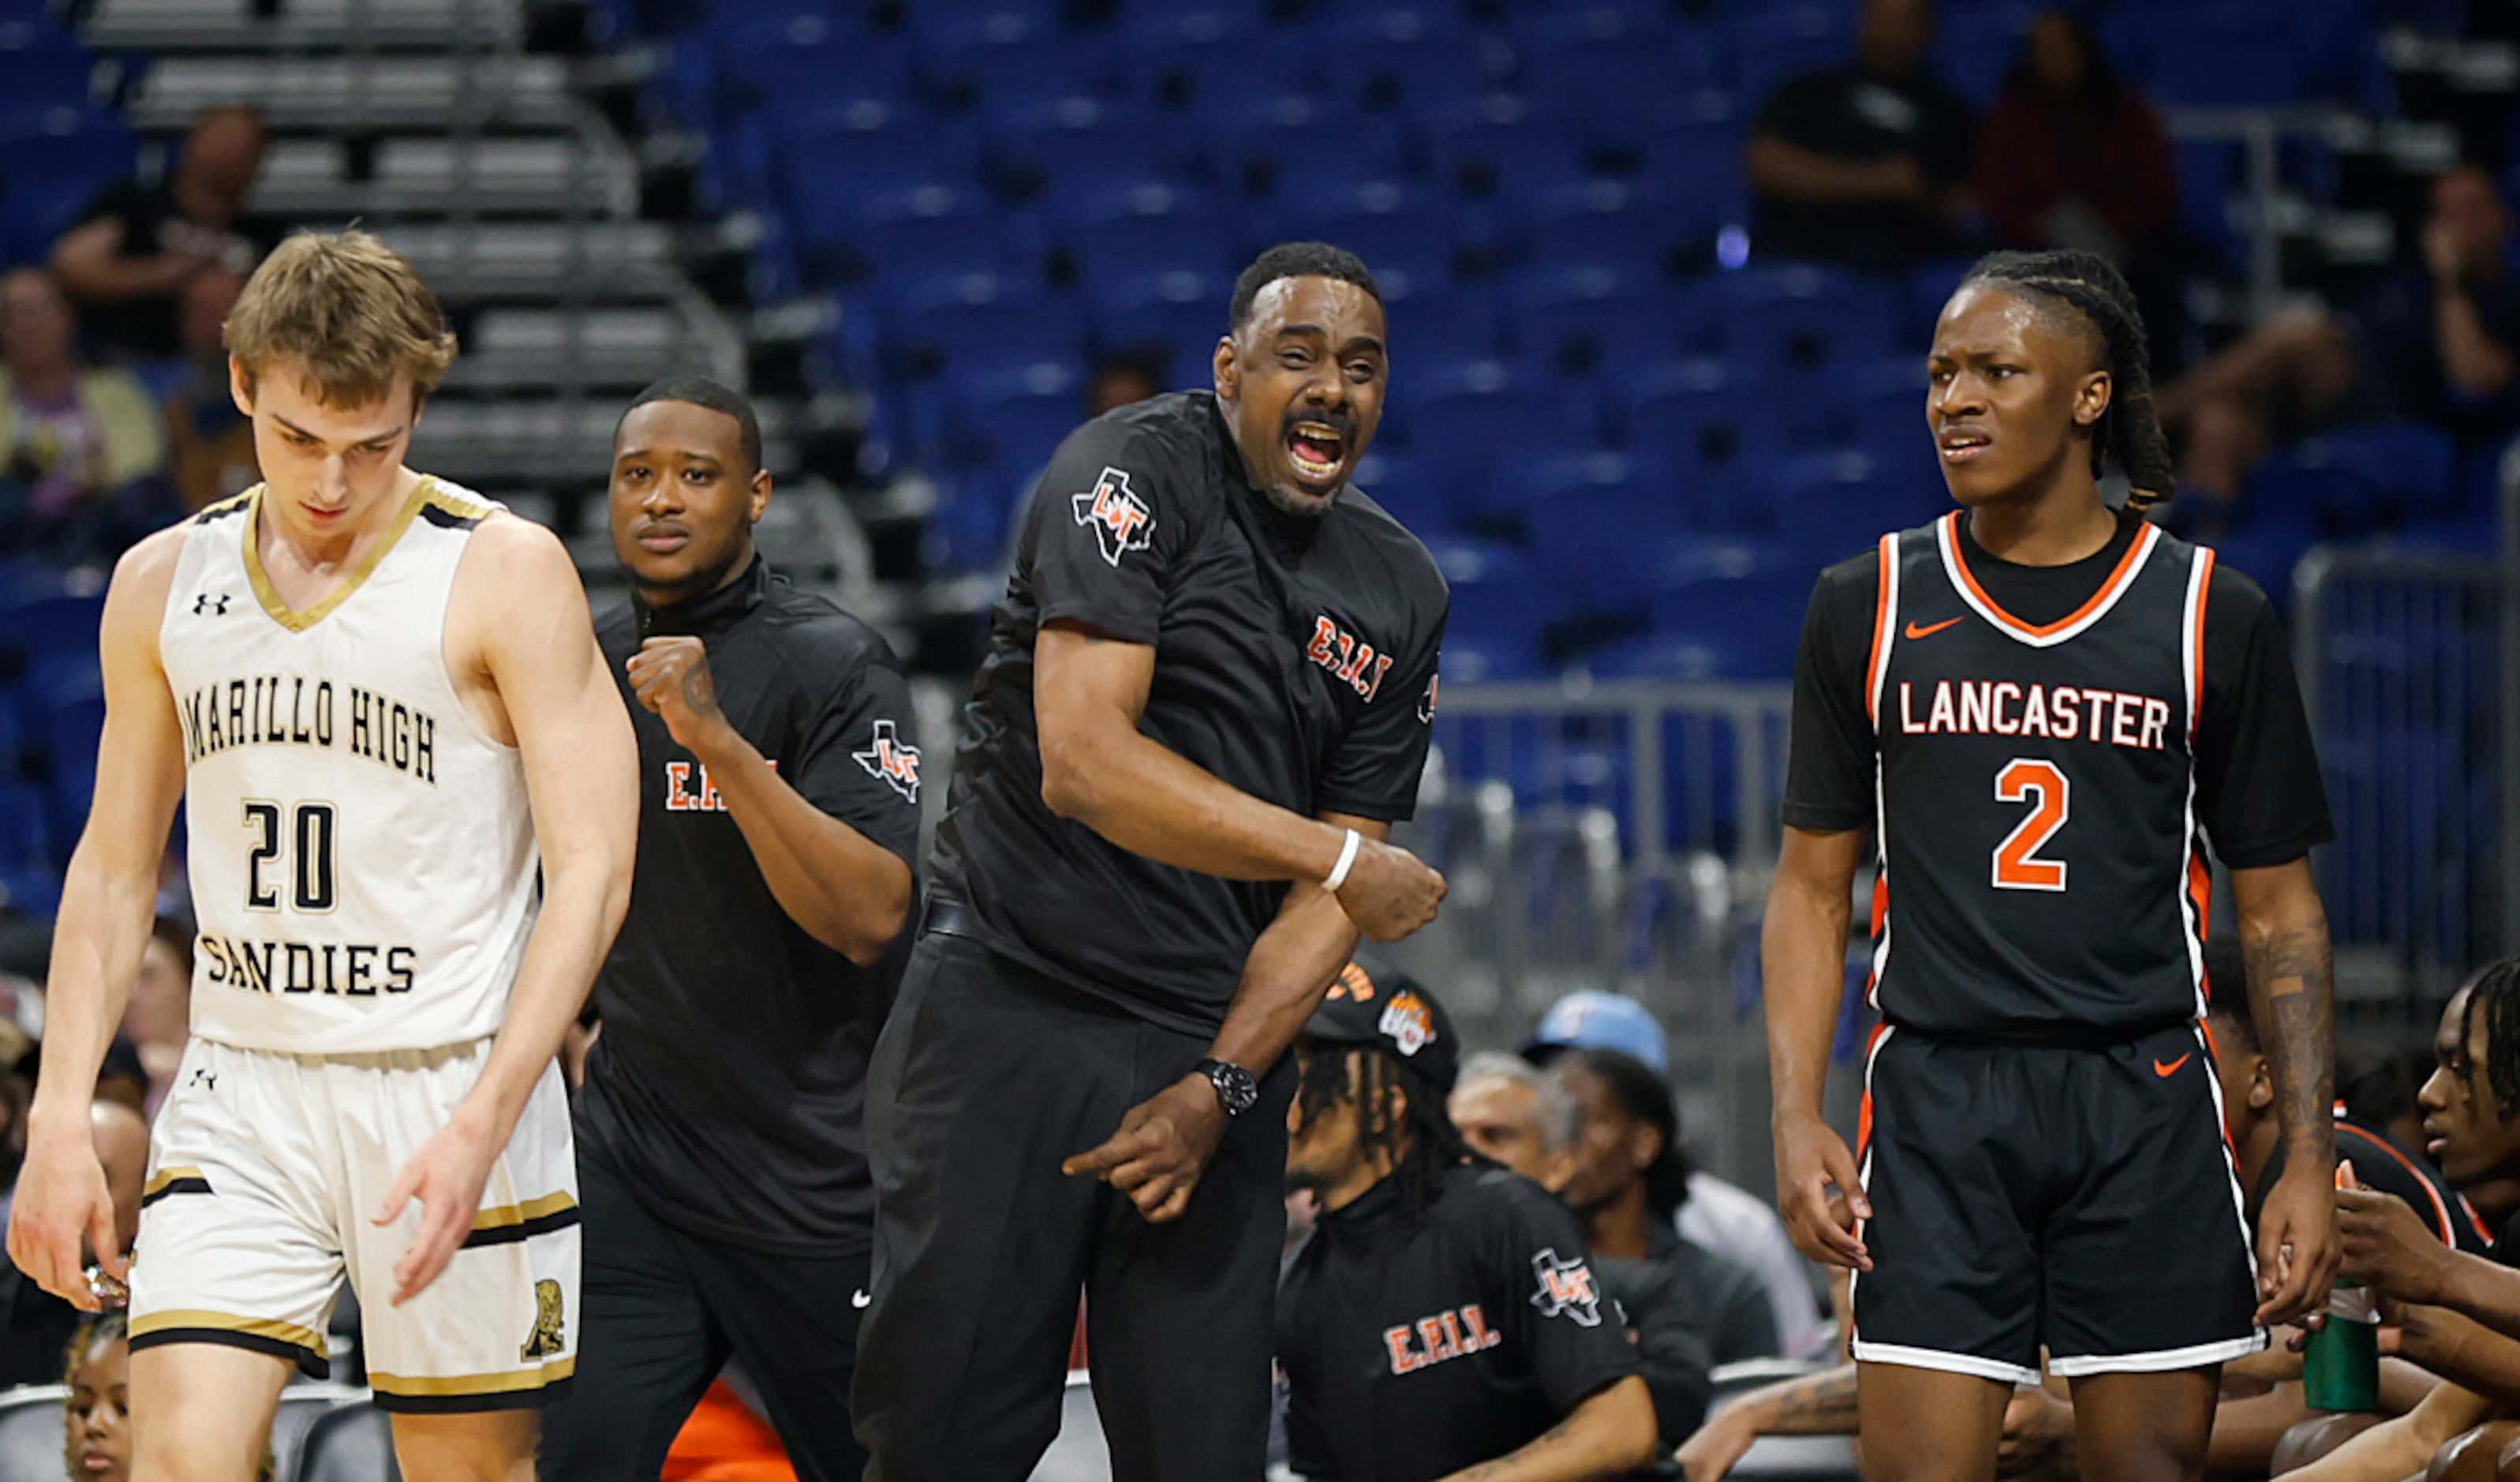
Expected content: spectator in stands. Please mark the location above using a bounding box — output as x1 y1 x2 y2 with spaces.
1975 9 2189 374
162 265 256 512
63 1311 133 1482
1449 1050 1721 1446
0 268 167 559
1745 0 1977 270
1086 353 1163 418
118 917 191 1121
2161 163 2520 512
1551 1048 1782 1365
1528 993 1827 1357
0 1101 144 1389
49 104 275 362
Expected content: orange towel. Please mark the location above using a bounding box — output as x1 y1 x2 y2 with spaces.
662 1379 799 1482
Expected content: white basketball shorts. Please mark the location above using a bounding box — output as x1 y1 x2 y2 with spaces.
129 1035 579 1413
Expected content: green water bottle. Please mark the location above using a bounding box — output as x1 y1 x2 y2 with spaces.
2302 1278 2380 1413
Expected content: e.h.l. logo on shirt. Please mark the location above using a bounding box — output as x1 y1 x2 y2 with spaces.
854 718 922 803
1071 466 1154 568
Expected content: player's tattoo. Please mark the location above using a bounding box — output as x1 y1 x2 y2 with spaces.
1764 1365 1860 1433
2247 925 2336 1151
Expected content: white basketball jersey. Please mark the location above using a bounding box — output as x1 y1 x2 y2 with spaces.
159 477 540 1054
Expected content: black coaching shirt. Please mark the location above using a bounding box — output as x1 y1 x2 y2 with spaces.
929 391 1449 1033
577 558 923 1254
1277 1166 1641 1482
1784 512 2333 1039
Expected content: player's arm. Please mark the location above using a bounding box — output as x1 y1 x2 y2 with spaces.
626 637 913 964
2281 1380 2493 1482
48 216 199 303
1675 1364 1857 1482
1436 1376 1660 1482
376 518 637 1304
1035 623 1441 940
2340 1184 2520 1335
6 529 188 1306
2384 1305 2520 1409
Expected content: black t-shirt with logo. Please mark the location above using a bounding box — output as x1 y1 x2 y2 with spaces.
73 180 282 358
1277 1165 1641 1482
1751 64 1978 269
929 391 1449 1033
577 558 923 1255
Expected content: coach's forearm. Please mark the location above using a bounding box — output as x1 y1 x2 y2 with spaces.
694 726 912 964
465 850 630 1136
1440 1376 1660 1482
1205 881 1361 1078
1043 721 1348 883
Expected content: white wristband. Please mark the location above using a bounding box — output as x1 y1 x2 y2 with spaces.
1323 828 1363 892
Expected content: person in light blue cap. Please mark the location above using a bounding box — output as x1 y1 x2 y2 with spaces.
1525 992 1829 1357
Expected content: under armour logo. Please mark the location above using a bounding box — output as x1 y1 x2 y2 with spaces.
193 593 230 616
188 1068 216 1091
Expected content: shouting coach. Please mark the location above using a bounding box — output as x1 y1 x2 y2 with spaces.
540 378 920 1480
853 242 1450 1480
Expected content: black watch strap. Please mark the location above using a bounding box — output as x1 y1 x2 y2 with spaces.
1197 1057 1259 1117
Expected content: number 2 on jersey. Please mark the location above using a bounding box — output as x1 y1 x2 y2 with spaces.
1991 759 2069 892
244 800 338 913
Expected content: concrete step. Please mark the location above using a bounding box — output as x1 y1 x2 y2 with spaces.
375 222 679 301
88 0 522 52
249 136 636 219
127 54 569 132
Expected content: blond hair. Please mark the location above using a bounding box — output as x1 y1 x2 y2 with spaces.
225 230 458 409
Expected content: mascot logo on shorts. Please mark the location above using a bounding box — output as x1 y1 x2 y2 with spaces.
1378 990 1437 1059
1528 1249 1604 1328
1071 467 1155 568
521 1279 566 1361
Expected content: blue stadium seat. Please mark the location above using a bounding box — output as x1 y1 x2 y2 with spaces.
1195 95 1411 204
1423 95 1587 200
777 110 979 239
1423 538 1557 683
1049 180 1239 285
1618 358 1781 498
0 22 98 115
1778 356 1927 454
922 14 1115 113
2249 422 2460 533
1312 9 1512 114
880 271 1087 380
1508 264 1682 375
1128 16 1318 114
800 184 1011 285
1584 567 1813 682
1266 182 1460 303
1348 446 1458 537
1387 357 1599 462
939 361 1088 477
1929 1 2040 106
1904 258 1975 341
1517 7 1725 119
709 18 909 118
1524 182 1691 282
0 118 138 264
1385 288 1505 365
986 96 1180 200
1752 449 1946 564
1705 264 1905 380
1722 6 1851 101
1086 267 1225 376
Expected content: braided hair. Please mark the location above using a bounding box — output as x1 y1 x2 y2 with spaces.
2458 958 2520 1115
1293 1042 1475 1225
1959 249 2177 512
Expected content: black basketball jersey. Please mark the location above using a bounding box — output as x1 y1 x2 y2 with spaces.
1866 512 2215 1039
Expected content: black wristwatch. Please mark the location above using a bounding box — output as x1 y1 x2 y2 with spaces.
1196 1057 1259 1118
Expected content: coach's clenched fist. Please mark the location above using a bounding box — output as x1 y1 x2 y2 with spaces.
627 635 733 755
1333 835 1447 941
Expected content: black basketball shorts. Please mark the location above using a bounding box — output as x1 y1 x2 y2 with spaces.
1849 1020 2264 1382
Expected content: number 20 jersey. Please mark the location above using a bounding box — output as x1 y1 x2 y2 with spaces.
1864 513 2216 1040
158 479 540 1055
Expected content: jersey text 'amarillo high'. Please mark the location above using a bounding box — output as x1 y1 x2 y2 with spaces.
159 478 539 1054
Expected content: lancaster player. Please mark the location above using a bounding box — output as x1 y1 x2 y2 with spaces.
539 379 919 1480
852 242 1449 1480
1764 249 2340 1480
7 231 637 1480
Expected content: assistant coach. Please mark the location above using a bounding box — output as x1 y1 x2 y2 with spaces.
853 242 1449 1480
540 377 920 1481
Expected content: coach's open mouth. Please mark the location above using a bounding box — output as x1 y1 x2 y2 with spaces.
1286 421 1348 485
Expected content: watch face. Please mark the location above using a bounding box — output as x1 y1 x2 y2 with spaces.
1209 1062 1258 1115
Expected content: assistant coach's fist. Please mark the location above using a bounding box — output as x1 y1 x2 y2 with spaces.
1335 836 1446 941
627 635 733 756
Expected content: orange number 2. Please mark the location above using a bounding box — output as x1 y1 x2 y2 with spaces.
1991 758 2069 892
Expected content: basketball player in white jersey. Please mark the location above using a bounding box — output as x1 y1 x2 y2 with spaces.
6 230 637 1480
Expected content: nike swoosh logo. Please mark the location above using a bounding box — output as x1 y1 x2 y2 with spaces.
1904 616 1965 640
852 1289 871 1309
2155 1053 2193 1079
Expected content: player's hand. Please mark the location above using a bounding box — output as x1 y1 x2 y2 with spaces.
1997 1389 2075 1480
1333 836 1446 942
1676 1408 1759 1482
626 636 735 756
2425 216 2468 283
2255 1157 2342 1328
5 1117 125 1311
2338 1184 2455 1304
374 1105 502 1306
1061 1073 1228 1224
1774 1109 1871 1271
